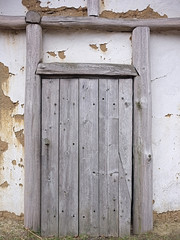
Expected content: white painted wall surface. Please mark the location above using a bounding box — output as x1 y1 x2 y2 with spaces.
0 0 180 216
0 31 26 216
43 30 131 64
151 32 180 212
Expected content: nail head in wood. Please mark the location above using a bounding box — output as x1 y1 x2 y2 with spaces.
26 11 41 24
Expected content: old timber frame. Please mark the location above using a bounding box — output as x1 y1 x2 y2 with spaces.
1 3 180 235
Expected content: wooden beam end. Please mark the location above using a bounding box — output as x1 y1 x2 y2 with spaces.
26 11 41 24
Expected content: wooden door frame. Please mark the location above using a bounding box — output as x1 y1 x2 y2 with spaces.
0 8 179 237
24 11 152 235
0 8 179 236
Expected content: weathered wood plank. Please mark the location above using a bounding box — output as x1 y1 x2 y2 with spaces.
87 0 99 16
99 79 119 237
0 15 180 31
36 63 137 77
41 79 59 236
24 24 42 232
132 27 153 234
118 78 132 236
59 79 79 236
79 79 99 236
99 80 109 236
41 16 180 32
0 15 26 29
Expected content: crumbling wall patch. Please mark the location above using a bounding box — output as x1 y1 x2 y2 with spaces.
22 0 87 16
100 6 167 19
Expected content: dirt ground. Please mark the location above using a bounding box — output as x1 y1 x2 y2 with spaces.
0 215 180 240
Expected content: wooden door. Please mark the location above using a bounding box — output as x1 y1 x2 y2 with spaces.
41 77 132 237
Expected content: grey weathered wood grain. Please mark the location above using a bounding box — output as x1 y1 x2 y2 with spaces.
99 79 119 237
24 24 42 232
59 78 79 236
41 79 59 236
1 15 180 31
36 63 137 77
0 15 26 29
99 80 109 236
132 27 153 234
26 11 41 24
87 0 99 16
79 79 99 236
118 79 132 236
41 16 180 32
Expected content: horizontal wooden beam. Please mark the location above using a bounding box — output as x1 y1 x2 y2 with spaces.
0 15 26 30
0 15 180 32
36 63 138 77
41 16 180 32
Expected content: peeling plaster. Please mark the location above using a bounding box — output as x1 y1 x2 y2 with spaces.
0 138 8 153
47 51 56 57
89 44 98 50
13 114 24 124
0 62 18 165
165 114 173 118
58 51 66 60
14 130 24 147
22 0 87 16
0 181 9 188
89 43 108 52
18 163 24 168
100 6 167 19
12 160 17 166
100 43 108 52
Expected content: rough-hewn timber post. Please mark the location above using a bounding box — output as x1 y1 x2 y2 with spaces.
132 27 153 234
24 11 42 232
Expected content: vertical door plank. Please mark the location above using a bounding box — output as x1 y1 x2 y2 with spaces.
79 79 99 236
99 79 119 237
59 79 79 236
118 79 132 236
24 24 42 231
41 79 59 236
132 27 153 234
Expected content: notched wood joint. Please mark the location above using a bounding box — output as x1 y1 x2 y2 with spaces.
26 11 41 24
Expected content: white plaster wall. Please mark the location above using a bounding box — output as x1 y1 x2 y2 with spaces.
0 0 180 216
151 32 180 212
0 30 26 215
101 0 180 18
0 0 27 16
43 30 131 64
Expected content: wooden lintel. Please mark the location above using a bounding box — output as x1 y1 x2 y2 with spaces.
36 62 138 77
